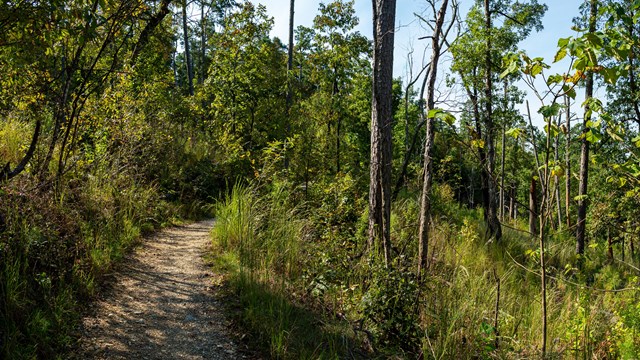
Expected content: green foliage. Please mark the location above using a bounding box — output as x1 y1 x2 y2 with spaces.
362 263 421 353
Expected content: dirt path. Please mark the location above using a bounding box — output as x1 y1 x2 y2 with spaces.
76 220 242 360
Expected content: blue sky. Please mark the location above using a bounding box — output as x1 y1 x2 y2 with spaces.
262 0 590 127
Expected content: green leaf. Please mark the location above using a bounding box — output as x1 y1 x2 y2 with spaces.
427 108 443 119
544 124 560 137
557 37 570 48
471 139 485 149
428 108 456 125
585 129 602 143
505 127 522 138
538 103 562 118
547 74 563 85
563 85 577 99
554 48 567 63
606 128 623 142
530 63 543 76
574 194 588 201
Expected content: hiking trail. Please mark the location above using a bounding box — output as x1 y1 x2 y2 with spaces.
76 219 246 360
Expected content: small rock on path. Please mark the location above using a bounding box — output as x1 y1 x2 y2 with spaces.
75 220 241 360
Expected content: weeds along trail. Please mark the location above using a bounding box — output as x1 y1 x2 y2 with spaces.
75 220 244 360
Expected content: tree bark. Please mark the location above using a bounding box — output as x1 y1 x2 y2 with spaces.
0 118 41 183
284 0 295 170
183 0 194 96
529 175 537 236
555 115 563 229
565 95 572 228
483 0 502 241
417 0 449 277
627 10 640 129
369 0 396 266
199 1 206 85
577 0 597 256
131 0 172 64
500 82 507 221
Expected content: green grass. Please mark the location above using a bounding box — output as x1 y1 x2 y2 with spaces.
210 182 365 359
209 181 640 359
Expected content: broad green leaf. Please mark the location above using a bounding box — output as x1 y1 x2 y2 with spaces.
547 74 563 85
585 129 602 143
557 37 570 48
606 128 623 142
544 124 560 137
427 108 443 119
563 85 577 99
538 103 562 118
505 127 522 138
554 48 567 63
428 108 456 125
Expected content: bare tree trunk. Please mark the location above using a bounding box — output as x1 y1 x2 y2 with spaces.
0 118 42 183
500 123 506 221
183 0 194 96
131 0 172 64
500 82 507 221
199 1 206 85
393 62 430 199
369 0 396 266
538 191 548 357
483 0 502 241
284 0 295 170
555 115 563 229
577 0 597 256
417 0 449 277
565 95 572 228
529 176 537 236
627 9 640 130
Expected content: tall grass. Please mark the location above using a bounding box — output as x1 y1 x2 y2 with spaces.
210 182 360 359
211 180 640 358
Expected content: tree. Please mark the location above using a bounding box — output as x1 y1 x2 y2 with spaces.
576 0 597 257
284 0 295 170
451 0 546 241
417 0 456 276
182 0 195 96
369 0 396 265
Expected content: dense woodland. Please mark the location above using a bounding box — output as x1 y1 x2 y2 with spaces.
1 0 640 358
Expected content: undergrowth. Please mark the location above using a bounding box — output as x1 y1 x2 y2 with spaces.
0 113 219 359
211 179 640 359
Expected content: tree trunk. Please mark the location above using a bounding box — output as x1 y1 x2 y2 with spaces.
369 0 396 266
565 95 572 228
131 0 172 64
0 118 42 183
529 176 537 236
577 0 597 256
417 0 449 277
483 0 502 241
199 1 206 85
500 122 506 221
393 63 430 199
183 0 194 96
555 115 563 230
500 82 507 221
284 0 295 170
627 10 640 129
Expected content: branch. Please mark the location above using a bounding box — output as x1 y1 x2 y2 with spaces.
496 10 524 26
131 0 172 64
0 118 42 183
